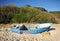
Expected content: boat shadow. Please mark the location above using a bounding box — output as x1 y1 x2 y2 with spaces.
47 28 56 31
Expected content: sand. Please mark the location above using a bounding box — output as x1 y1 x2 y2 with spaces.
0 24 60 41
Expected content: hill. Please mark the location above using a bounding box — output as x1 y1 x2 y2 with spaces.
50 11 60 19
0 5 59 23
50 11 60 23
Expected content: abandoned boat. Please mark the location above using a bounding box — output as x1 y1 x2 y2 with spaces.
10 23 52 34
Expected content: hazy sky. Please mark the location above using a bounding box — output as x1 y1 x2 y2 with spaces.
0 0 60 11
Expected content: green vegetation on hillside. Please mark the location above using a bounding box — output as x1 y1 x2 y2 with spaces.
0 5 60 23
50 11 60 19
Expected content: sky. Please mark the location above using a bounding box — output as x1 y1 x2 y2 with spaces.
0 0 60 11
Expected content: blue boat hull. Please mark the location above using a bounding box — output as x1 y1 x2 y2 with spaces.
10 23 52 34
22 27 50 34
10 27 50 34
